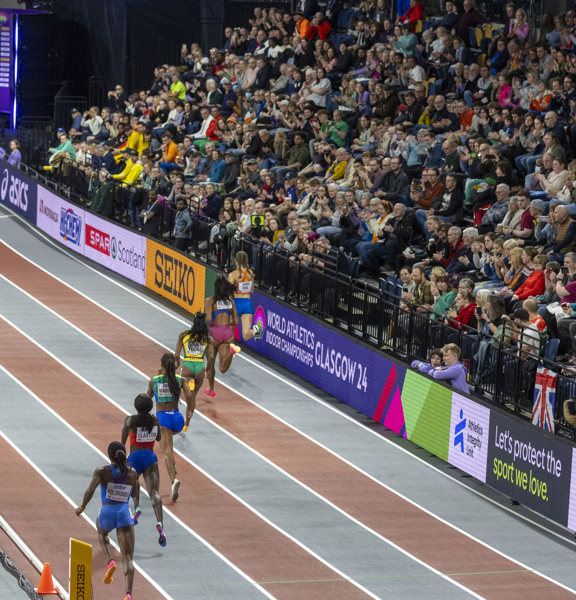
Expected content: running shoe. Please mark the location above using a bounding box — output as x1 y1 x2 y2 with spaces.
124 594 133 600
133 506 142 525
205 387 216 397
103 560 116 584
229 343 241 354
156 522 167 547
188 379 195 391
252 323 264 341
171 478 181 502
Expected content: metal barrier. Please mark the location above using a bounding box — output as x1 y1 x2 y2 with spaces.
24 159 576 441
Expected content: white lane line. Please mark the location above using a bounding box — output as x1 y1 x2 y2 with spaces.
0 513 69 600
0 214 16 219
3 223 576 548
3 230 576 551
0 363 277 600
0 426 173 600
0 288 498 599
0 318 377 600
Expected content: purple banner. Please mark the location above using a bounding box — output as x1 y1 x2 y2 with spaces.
245 292 405 419
0 161 37 224
0 12 13 117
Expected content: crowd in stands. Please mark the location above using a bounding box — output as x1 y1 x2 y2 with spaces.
40 0 576 402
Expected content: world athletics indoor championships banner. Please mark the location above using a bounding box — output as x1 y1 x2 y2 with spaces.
245 291 576 528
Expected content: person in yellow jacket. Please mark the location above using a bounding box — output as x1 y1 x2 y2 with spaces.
323 147 355 187
124 122 149 156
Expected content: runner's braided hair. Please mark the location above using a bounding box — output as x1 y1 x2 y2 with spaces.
107 441 130 483
186 312 211 345
235 251 253 278
214 274 235 302
161 352 181 402
133 393 155 434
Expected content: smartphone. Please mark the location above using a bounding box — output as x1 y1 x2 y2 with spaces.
534 166 541 173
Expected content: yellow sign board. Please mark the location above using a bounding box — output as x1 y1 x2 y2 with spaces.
145 239 206 315
69 538 92 600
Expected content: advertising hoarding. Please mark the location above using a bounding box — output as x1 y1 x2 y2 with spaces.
0 162 37 224
84 213 146 285
145 239 205 315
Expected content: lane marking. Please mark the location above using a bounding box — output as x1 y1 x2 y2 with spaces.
0 426 173 600
2 223 576 562
0 292 528 599
0 322 377 600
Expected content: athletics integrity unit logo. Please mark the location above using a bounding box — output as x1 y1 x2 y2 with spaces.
254 306 266 335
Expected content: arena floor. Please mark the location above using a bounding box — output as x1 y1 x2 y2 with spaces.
1 202 576 599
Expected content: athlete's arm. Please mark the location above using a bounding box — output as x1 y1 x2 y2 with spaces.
204 296 213 322
174 332 185 369
146 378 154 397
181 376 195 426
120 416 131 446
75 467 104 515
154 416 162 442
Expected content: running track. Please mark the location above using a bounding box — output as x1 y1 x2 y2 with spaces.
1 206 576 599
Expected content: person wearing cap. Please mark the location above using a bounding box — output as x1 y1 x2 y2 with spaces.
271 131 310 183
90 168 114 218
374 84 400 121
220 78 237 117
71 107 82 132
220 150 241 193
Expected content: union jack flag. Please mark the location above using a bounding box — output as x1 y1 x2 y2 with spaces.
532 367 556 433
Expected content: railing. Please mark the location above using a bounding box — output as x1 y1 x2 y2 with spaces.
32 159 576 441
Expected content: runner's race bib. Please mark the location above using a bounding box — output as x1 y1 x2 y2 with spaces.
216 300 232 310
186 341 205 358
238 280 252 293
156 382 172 399
136 426 157 443
106 482 131 502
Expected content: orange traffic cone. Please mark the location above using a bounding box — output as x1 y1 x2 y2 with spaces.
35 563 59 595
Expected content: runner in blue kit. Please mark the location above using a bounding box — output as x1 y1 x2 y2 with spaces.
228 250 263 341
75 441 138 600
147 352 194 502
121 393 166 546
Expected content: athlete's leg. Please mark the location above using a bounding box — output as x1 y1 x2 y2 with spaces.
218 337 236 373
205 342 218 394
97 518 116 584
142 463 163 525
116 525 135 596
240 313 255 340
158 426 176 482
194 367 205 402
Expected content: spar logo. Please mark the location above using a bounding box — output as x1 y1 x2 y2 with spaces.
0 167 29 212
85 224 110 256
60 207 82 245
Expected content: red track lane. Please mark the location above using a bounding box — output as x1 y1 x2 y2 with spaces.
0 436 164 600
1 243 575 599
0 320 373 600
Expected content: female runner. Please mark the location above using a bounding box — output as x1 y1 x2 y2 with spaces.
174 312 211 403
75 441 138 600
146 353 194 502
121 394 166 547
204 275 241 397
228 250 263 341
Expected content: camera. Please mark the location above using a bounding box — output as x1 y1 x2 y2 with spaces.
251 214 265 228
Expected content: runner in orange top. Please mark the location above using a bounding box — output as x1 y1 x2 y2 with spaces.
228 251 263 341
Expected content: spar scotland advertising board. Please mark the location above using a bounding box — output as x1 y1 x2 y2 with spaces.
0 162 37 224
84 212 146 285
